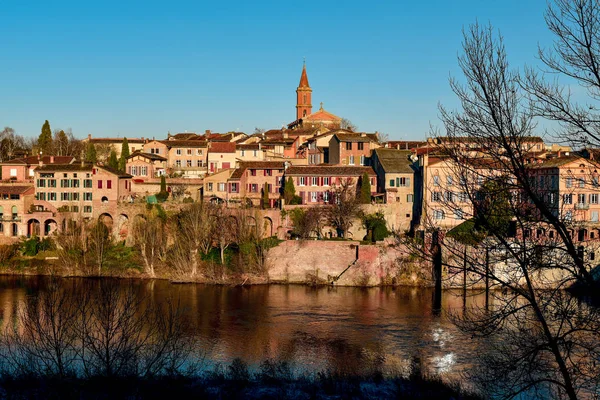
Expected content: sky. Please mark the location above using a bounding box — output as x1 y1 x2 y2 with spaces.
0 0 554 141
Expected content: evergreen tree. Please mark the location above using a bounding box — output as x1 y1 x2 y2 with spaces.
160 175 166 192
284 177 296 204
85 142 97 163
118 137 130 172
38 120 53 155
262 186 270 209
108 150 119 170
359 172 371 204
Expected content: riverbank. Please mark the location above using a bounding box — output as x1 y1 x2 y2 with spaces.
0 360 481 400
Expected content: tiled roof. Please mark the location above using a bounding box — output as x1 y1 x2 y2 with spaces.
1 155 75 165
332 133 378 143
385 141 427 150
169 133 199 140
159 140 208 148
209 142 236 153
285 165 376 176
127 151 167 161
0 185 34 195
89 137 145 143
36 164 93 172
527 155 585 169
373 149 414 174
97 165 133 178
303 108 341 122
229 161 286 179
236 144 260 150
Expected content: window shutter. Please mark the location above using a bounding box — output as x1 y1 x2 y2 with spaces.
406 177 411 186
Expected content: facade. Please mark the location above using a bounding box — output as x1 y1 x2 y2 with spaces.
34 164 132 223
126 151 168 179
236 144 264 162
202 169 234 202
284 165 377 205
227 161 285 207
0 185 35 241
83 135 145 159
207 142 237 173
328 133 380 166
371 149 416 204
1 156 75 182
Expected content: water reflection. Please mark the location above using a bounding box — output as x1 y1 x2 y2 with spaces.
0 277 488 380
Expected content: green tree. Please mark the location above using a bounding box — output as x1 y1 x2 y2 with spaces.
284 177 300 205
85 142 97 163
358 172 371 204
156 175 169 202
261 186 270 209
38 120 53 155
108 150 119 170
362 211 390 242
118 138 130 172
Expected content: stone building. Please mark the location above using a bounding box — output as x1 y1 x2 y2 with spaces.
226 161 286 207
328 133 380 166
1 155 75 182
126 151 167 179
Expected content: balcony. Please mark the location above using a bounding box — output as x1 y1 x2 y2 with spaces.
575 203 590 210
0 216 21 222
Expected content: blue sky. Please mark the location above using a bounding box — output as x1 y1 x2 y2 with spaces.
1 0 552 140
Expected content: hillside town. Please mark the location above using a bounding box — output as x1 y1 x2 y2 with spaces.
0 63 595 248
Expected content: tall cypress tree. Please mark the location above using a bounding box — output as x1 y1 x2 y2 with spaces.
284 177 296 204
38 120 53 155
118 137 130 172
108 150 119 170
85 142 97 163
359 172 372 204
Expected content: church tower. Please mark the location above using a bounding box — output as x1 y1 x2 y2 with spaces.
296 62 312 120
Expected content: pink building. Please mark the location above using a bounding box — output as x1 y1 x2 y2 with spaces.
1 155 75 182
0 185 35 242
126 151 167 179
328 133 380 166
284 165 377 205
226 161 285 207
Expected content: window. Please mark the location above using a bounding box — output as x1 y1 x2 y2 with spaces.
49 179 57 188
398 177 410 187
447 176 453 186
566 177 572 188
187 160 192 167
563 194 573 204
346 142 352 150
565 210 573 221
389 179 395 187
72 193 80 201
311 192 318 202
84 179 92 188
175 160 181 167
9 169 16 177
141 166 148 176
432 192 441 202
253 150 258 157
358 142 364 151
84 206 92 213
445 191 453 202
61 179 70 188
349 155 355 165
458 192 468 202
323 177 330 186
218 183 226 192
48 193 56 201
360 155 365 165
37 192 46 201
311 177 318 186
579 178 585 188
176 149 182 155
71 206 79 213
207 183 214 191
230 183 238 193
407 194 414 202
433 176 440 186
37 179 45 187
187 149 192 155
196 149 203 156
591 194 599 204
455 209 464 220
107 180 112 189
265 169 272 176
578 194 586 204
98 180 103 189
83 192 92 201
324 191 330 202
250 169 257 176
72 179 79 188
593 176 599 187
592 211 599 222
434 210 445 220
299 177 306 186
197 160 203 167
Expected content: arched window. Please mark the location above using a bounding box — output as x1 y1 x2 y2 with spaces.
11 206 17 219
303 110 307 117
101 196 109 203
0 223 3 233
303 94 306 103
0 206 3 218
11 223 17 236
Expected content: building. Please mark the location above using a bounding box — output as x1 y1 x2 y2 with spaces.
1 155 75 182
371 149 416 204
226 161 285 207
207 142 237 173
126 151 168 179
236 144 264 162
284 165 377 205
34 163 132 225
328 133 380 166
202 169 234 203
83 135 146 159
0 185 35 241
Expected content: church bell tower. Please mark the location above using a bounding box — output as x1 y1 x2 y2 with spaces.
296 61 312 120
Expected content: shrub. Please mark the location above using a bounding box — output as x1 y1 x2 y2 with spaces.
155 191 169 203
362 211 390 242
182 197 194 203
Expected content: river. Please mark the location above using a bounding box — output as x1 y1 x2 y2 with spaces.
0 276 490 383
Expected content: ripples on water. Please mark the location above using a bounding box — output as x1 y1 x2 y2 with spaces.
0 277 488 382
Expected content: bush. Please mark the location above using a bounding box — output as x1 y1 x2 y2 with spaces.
182 197 194 203
362 212 390 242
289 195 302 205
155 191 169 203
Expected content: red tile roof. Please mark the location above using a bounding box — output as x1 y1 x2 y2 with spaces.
298 64 309 88
2 155 75 165
229 161 286 179
285 165 376 176
209 142 236 153
0 185 34 195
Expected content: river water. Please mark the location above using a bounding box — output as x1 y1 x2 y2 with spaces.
0 276 487 382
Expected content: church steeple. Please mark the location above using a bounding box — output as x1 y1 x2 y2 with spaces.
296 61 312 120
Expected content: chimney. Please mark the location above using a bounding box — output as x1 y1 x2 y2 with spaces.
50 156 54 163
80 150 85 167
360 132 366 137
205 129 211 135
557 150 561 158
283 132 288 139
88 133 92 140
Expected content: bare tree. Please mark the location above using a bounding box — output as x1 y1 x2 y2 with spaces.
340 118 357 132
327 178 361 238
417 21 600 399
87 221 112 275
132 213 167 277
175 203 215 277
213 211 237 265
0 127 26 162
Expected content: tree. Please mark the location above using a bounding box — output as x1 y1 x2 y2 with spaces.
327 178 361 238
288 207 325 239
156 175 169 202
132 212 167 278
253 127 265 135
87 221 112 275
213 212 237 265
173 203 215 278
95 143 112 162
38 120 53 155
108 150 119 170
261 187 270 209
118 138 130 172
340 118 357 132
423 20 600 399
85 142 97 163
284 177 300 205
362 211 390 242
358 172 371 204
0 127 26 163
54 130 69 156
